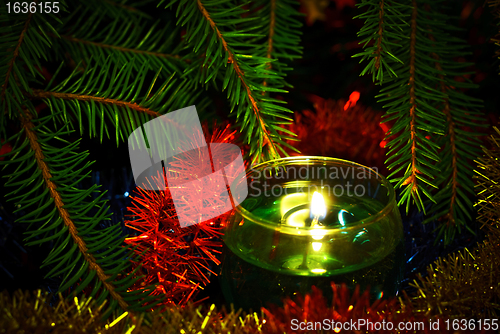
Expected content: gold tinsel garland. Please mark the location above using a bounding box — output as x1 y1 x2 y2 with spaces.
2 133 499 332
408 127 500 318
0 290 263 334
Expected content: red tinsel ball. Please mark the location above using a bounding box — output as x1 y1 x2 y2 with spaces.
284 95 389 174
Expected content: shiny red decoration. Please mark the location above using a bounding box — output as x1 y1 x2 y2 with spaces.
343 90 360 110
284 95 389 173
124 122 238 306
263 284 439 334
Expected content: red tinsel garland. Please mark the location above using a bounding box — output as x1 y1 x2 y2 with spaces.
124 122 238 306
263 284 449 334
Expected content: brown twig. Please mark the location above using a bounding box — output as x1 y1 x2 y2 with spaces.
428 35 457 227
375 0 385 70
262 0 276 90
57 35 182 60
402 0 419 192
196 0 279 159
30 89 160 117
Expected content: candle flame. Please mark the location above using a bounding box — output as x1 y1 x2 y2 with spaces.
310 192 327 220
310 192 327 240
312 242 322 251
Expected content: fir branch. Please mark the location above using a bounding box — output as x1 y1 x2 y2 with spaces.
18 111 129 311
164 0 300 163
0 12 34 102
378 0 442 213
375 0 384 70
56 34 182 61
354 0 407 82
29 59 205 145
356 0 485 243
0 0 303 317
419 2 484 243
262 0 277 90
429 35 457 228
51 14 187 77
30 89 161 118
404 0 419 196
1 4 63 117
266 0 277 62
246 0 302 91
1 111 160 318
196 0 280 160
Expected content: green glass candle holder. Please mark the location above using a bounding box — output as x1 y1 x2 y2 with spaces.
219 157 404 312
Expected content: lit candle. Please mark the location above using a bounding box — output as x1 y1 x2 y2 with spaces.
310 191 327 224
220 157 405 312
299 192 326 270
271 191 330 261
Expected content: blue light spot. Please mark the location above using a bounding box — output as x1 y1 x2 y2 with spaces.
124 191 129 197
338 209 354 226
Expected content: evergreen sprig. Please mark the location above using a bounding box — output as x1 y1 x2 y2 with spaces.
242 0 303 90
32 58 205 145
0 3 62 124
53 13 187 76
162 0 302 163
355 0 485 244
0 111 159 319
0 0 302 315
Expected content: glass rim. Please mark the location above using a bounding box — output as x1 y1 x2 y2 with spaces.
235 156 397 235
